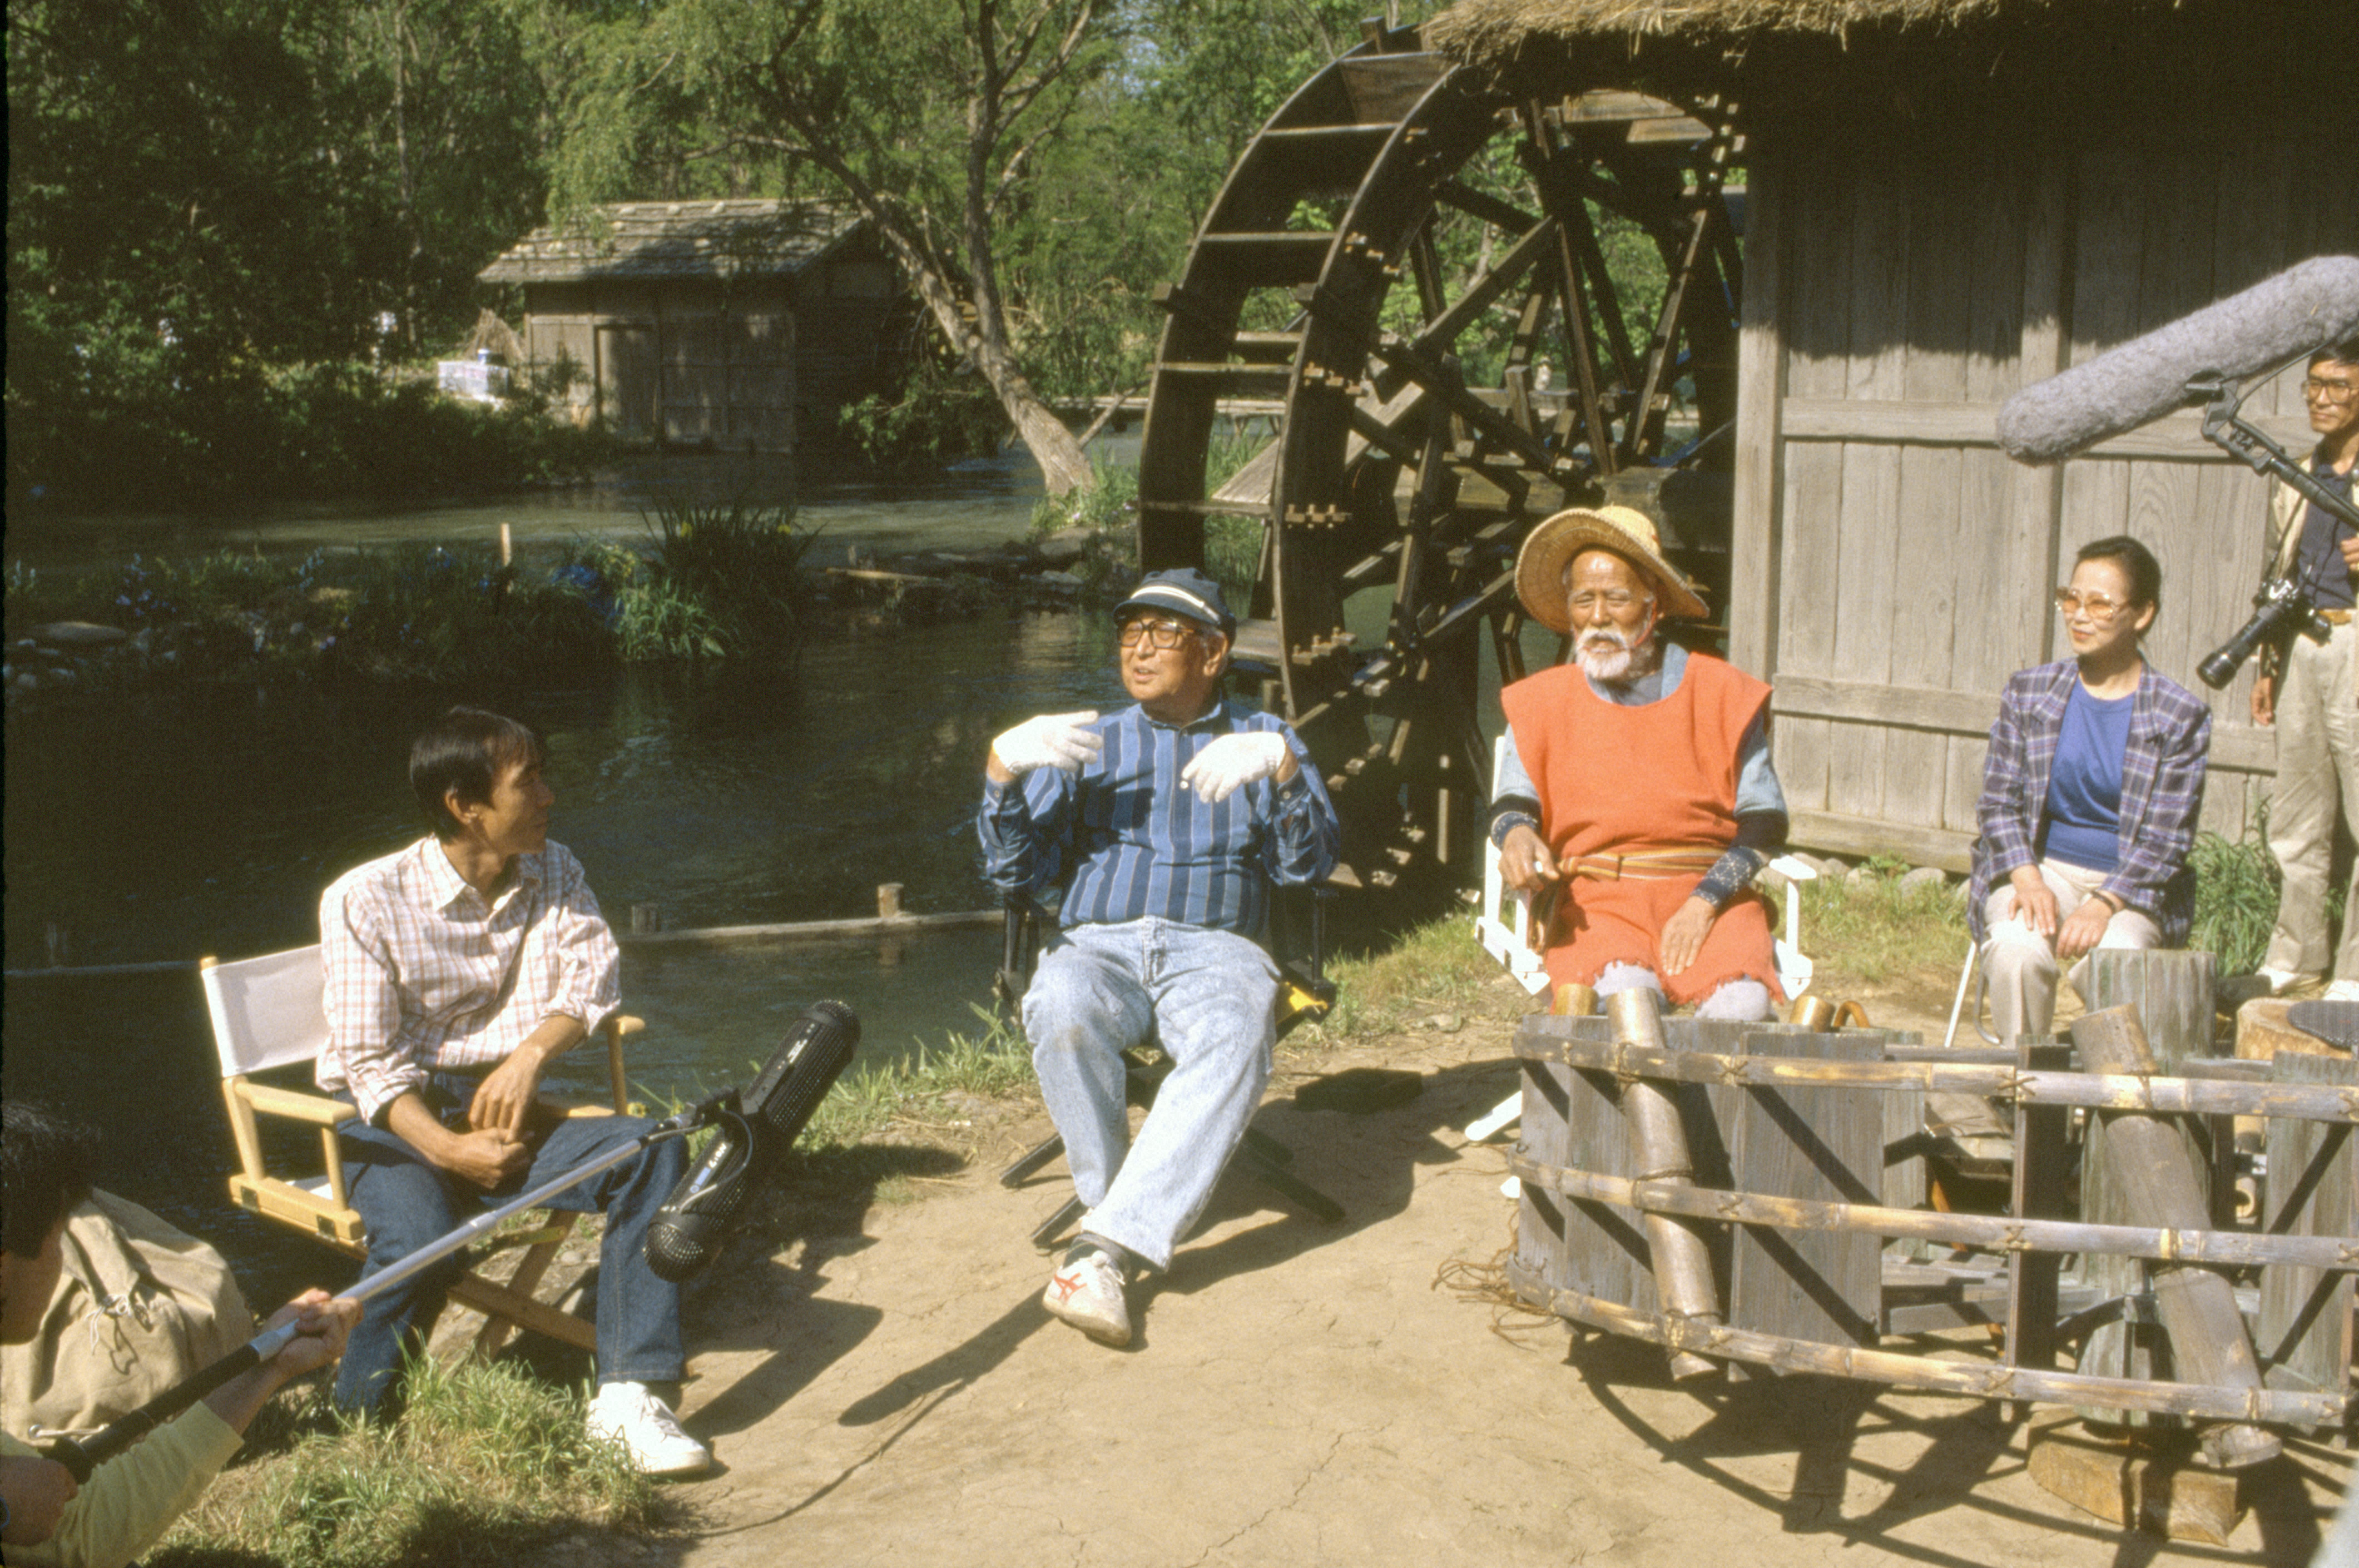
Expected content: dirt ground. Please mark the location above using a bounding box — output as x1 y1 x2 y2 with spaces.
544 969 2350 1568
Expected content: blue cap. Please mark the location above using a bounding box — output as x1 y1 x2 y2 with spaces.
1114 569 1235 636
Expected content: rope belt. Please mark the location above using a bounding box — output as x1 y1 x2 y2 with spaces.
1564 847 1723 881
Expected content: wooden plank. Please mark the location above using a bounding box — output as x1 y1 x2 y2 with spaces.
1727 148 1786 680
1767 676 2278 774
1776 399 2316 458
1727 1028 1883 1351
1827 442 1900 823
1517 1018 1657 1314
1787 810 1973 872
2258 1051 2357 1398
2011 153 2074 668
2006 1041 2074 1372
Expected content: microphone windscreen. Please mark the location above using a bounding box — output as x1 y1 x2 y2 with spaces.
643 1001 862 1284
1995 255 2359 464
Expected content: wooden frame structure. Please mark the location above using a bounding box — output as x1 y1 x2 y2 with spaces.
1509 982 2355 1445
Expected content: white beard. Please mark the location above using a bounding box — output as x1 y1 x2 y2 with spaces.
1577 626 1658 684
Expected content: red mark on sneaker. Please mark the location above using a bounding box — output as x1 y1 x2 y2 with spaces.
1050 1271 1085 1302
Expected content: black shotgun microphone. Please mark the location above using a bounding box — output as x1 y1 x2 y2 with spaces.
1995 255 2359 464
645 1000 860 1283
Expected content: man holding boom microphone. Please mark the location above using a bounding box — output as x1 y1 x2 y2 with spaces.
2253 341 2359 1002
316 707 708 1474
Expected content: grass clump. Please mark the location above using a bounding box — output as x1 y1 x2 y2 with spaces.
1025 420 1269 609
1793 865 1969 990
1296 915 1519 1045
574 499 819 662
152 1357 660 1568
801 1005 1035 1150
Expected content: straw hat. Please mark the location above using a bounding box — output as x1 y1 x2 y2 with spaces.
1512 505 1707 632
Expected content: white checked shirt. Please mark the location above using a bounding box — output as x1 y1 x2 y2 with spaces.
318 837 621 1126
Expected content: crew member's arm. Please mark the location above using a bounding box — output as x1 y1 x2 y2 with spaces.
1488 732 1557 896
468 847 617 1135
1661 717 1788 975
2070 694 2211 960
2 1293 356 1568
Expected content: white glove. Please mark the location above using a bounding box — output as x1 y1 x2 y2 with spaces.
991 711 1102 775
1180 731 1291 803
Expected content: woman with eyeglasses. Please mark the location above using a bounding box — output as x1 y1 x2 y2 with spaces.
1965 535 2213 1039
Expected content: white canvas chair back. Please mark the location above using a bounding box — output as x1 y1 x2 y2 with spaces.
1766 854 1819 1001
202 945 329 1078
1474 735 1552 997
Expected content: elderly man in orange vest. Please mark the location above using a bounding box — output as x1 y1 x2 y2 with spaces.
1490 507 1788 1020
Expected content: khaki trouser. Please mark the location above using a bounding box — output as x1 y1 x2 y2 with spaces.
2264 619 2359 981
1981 858 2163 1039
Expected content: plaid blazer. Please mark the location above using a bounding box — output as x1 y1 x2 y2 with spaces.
1966 662 2212 945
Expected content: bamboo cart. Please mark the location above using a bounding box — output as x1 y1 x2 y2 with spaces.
1507 953 2355 1519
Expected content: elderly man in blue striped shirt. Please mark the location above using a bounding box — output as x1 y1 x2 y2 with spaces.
979 568 1340 1347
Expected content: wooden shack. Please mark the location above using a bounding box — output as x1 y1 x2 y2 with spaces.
1426 0 2358 867
478 200 918 451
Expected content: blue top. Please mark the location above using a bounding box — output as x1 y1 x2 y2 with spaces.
2292 452 2357 611
2041 682 2135 873
978 699 1340 935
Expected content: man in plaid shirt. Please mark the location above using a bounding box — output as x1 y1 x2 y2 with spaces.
316 707 707 1475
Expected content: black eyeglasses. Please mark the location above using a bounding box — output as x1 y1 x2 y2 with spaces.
1117 617 1197 650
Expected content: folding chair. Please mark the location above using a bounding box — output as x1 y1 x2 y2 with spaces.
994 886 1345 1247
201 944 640 1359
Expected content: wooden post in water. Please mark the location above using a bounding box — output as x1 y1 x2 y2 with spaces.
630 904 661 935
877 883 904 919
2070 1004 2280 1469
1607 989 1722 1381
499 522 513 565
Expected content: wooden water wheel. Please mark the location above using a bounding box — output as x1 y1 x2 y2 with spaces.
1135 20 1743 901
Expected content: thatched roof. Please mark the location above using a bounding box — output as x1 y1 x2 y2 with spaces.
478 200 863 286
1425 0 2015 58
1421 0 2341 121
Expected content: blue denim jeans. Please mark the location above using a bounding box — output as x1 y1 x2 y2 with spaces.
332 1074 687 1413
1022 918 1278 1271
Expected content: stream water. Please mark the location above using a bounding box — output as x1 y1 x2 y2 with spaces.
1 443 1140 1292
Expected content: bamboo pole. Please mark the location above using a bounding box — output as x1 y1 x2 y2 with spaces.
1506 1154 2358 1273
616 908 1000 947
1513 1025 2359 1124
1608 990 1723 1381
1504 1259 2347 1428
2071 1005 2280 1468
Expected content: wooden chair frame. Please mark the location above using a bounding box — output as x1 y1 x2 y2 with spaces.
202 947 641 1361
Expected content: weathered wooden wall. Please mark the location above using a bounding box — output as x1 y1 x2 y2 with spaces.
522 279 799 450
1728 122 2355 869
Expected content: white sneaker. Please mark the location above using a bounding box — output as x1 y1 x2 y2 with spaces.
2323 979 2359 1003
587 1381 711 1476
1043 1247 1132 1347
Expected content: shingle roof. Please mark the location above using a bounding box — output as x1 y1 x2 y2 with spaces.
478 200 864 285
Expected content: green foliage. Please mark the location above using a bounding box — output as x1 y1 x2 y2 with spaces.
834 359 1009 471
2188 829 2282 978
574 500 819 662
153 1357 658 1568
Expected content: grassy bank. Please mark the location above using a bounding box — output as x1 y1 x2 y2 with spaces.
3 502 815 694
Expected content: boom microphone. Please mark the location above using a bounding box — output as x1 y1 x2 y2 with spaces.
1996 255 2359 464
645 1000 861 1283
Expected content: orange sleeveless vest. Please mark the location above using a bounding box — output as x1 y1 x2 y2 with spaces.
1499 653 1782 1004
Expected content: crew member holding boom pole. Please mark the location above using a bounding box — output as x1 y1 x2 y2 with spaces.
0 1101 359 1567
